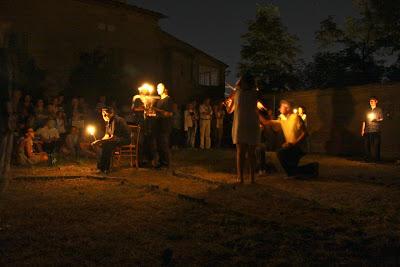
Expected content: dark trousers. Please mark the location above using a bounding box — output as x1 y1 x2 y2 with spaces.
364 132 381 161
157 133 171 167
97 140 127 172
277 145 316 177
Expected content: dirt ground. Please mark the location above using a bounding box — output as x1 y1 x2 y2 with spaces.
1 150 400 266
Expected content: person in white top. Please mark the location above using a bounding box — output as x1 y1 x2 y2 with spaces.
259 100 318 178
226 73 260 184
36 119 60 165
199 98 213 149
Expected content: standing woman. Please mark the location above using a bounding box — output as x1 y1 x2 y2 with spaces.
226 73 260 184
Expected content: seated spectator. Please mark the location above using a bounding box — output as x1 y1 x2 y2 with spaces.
55 111 67 137
36 120 60 165
34 99 48 128
71 109 85 130
57 95 66 113
47 103 57 120
60 126 80 159
17 128 48 166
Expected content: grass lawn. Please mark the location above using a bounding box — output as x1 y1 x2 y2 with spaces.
1 149 400 266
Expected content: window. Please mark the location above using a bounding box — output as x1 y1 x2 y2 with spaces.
199 65 219 86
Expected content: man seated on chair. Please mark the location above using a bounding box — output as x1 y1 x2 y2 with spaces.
259 100 318 178
92 106 131 174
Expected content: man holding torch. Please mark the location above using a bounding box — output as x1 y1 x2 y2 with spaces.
91 106 131 174
361 96 383 162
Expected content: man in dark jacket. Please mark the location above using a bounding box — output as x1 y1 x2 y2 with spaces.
92 106 131 173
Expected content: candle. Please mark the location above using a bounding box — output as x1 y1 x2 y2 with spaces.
86 125 97 140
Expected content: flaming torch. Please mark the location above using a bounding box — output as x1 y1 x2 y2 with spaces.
132 83 160 117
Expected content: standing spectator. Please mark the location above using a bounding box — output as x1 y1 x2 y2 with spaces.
171 103 182 149
199 98 213 149
361 96 384 162
17 128 48 166
34 99 48 129
225 73 260 184
213 103 225 148
184 103 197 148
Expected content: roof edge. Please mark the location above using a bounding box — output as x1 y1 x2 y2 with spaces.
76 0 167 19
161 30 228 68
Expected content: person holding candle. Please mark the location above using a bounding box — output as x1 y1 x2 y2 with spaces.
91 106 131 174
361 96 383 162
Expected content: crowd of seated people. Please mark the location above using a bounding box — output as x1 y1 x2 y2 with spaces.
11 91 107 166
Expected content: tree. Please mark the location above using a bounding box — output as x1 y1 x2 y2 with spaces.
240 4 301 90
314 0 400 86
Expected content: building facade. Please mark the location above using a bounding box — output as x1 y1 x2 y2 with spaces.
0 0 227 103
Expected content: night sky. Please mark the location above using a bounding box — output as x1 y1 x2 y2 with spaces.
130 0 357 83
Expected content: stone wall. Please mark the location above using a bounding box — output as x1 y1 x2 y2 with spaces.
269 83 400 159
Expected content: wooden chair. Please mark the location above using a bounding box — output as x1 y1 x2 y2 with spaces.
113 125 141 169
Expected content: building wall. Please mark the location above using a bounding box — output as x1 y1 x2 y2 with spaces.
270 84 400 159
0 0 226 104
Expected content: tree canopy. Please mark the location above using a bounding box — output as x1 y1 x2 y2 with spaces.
239 4 301 90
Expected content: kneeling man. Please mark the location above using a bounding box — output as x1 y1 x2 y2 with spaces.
92 107 131 173
259 100 318 178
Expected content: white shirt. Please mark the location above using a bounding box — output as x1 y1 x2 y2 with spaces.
37 126 60 140
199 104 213 120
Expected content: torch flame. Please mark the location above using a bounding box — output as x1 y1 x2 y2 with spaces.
139 83 155 94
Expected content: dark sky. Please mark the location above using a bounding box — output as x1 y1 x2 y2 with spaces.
130 0 357 83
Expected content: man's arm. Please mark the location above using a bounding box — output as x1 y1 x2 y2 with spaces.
376 109 384 122
361 122 366 136
258 114 281 130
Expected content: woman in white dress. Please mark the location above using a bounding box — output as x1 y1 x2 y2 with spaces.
226 73 260 184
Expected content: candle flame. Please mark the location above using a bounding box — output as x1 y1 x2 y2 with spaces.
87 125 96 136
368 113 376 121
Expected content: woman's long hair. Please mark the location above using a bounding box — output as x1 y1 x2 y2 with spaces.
236 72 256 91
